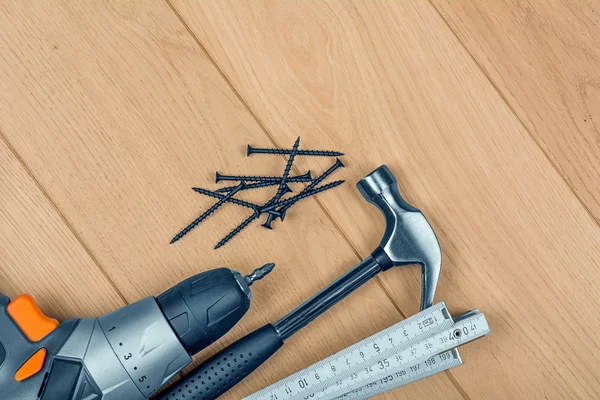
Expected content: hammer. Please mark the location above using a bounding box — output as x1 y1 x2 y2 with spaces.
162 165 442 400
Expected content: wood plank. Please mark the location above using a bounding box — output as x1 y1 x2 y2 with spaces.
0 1 462 398
430 0 600 222
170 0 600 398
0 138 125 319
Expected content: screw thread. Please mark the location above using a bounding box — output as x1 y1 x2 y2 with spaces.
282 158 343 213
215 181 280 193
248 147 344 157
193 187 258 210
216 174 312 183
172 183 245 244
302 149 344 156
261 159 344 229
266 180 345 211
214 213 258 249
274 138 300 199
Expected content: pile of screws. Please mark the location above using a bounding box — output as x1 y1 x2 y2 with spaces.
171 138 345 249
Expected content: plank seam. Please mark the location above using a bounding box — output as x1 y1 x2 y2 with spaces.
163 0 409 319
164 3 477 399
444 369 474 400
427 0 600 230
0 131 129 307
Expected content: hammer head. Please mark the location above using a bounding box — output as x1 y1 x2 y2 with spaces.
357 165 441 310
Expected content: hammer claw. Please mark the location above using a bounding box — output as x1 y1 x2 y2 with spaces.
357 165 442 310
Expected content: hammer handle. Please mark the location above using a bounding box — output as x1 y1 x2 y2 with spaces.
273 254 384 340
161 325 283 400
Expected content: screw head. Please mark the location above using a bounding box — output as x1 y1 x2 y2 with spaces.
261 219 274 229
282 184 293 195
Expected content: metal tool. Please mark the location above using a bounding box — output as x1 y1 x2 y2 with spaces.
193 187 261 210
332 350 462 400
170 182 247 244
259 138 301 228
0 263 274 400
247 145 344 157
162 165 442 399
215 138 336 248
269 137 301 206
215 181 290 193
261 180 345 215
215 171 312 183
262 158 345 229
215 180 345 249
245 303 489 400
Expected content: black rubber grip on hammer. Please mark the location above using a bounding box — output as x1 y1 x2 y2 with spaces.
161 324 283 400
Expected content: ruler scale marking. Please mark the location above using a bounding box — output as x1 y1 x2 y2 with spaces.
314 312 488 399
244 304 489 400
332 349 462 400
246 304 449 400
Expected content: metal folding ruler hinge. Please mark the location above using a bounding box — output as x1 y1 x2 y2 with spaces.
244 303 490 400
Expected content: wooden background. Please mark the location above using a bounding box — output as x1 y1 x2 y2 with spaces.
1 1 599 398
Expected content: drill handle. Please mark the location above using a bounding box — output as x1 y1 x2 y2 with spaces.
161 325 283 400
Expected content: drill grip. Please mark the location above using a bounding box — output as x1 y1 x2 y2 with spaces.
161 325 283 400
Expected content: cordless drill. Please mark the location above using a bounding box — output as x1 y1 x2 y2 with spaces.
0 263 274 400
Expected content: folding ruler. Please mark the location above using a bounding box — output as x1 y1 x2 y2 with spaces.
244 303 489 400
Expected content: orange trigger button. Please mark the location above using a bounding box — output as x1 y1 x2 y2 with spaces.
7 294 59 342
15 348 47 382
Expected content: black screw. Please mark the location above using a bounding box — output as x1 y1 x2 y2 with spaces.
259 138 301 228
262 158 345 229
216 139 302 246
262 180 345 214
171 182 246 244
280 184 293 196
214 213 258 249
192 187 259 210
215 171 312 183
215 181 292 194
271 137 300 201
213 207 282 249
247 145 344 157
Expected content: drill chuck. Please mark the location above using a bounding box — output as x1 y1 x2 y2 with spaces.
156 268 254 356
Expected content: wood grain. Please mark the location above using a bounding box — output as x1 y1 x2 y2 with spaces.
0 138 125 319
0 1 462 398
2 0 599 398
170 0 600 398
430 0 600 222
